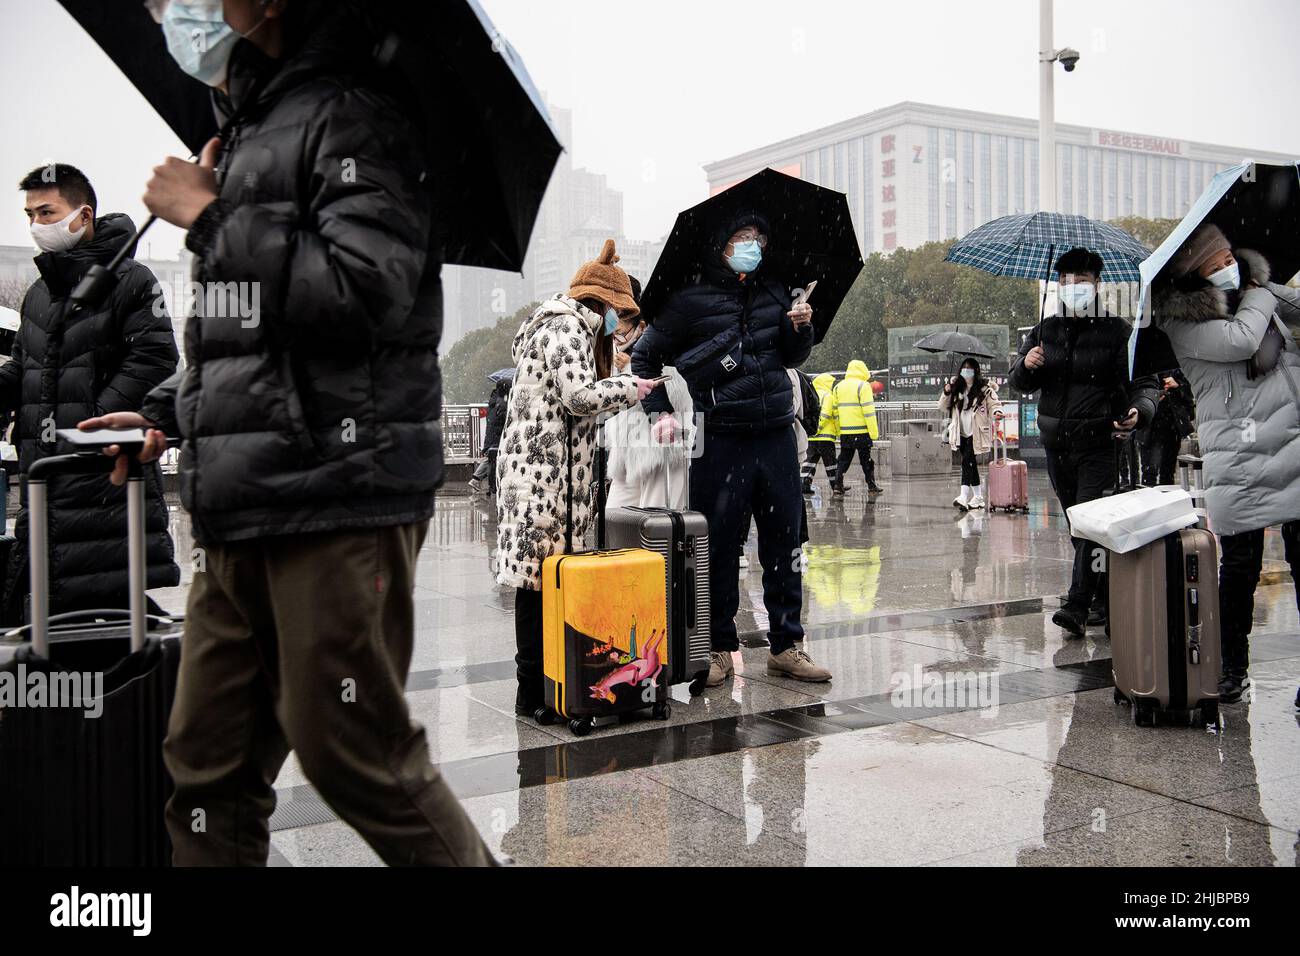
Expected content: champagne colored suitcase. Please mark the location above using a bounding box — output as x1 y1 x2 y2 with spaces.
986 434 1028 513
1109 527 1221 727
542 547 670 736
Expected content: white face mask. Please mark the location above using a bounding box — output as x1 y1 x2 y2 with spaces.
30 206 89 254
1206 263 1240 292
1059 282 1095 314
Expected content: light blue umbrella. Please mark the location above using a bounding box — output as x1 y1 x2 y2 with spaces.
1129 161 1300 373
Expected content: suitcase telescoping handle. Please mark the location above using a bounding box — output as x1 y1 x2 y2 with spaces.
26 451 148 658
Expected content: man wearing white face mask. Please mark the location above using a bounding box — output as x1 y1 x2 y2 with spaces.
1010 247 1160 638
1153 223 1300 704
0 164 179 625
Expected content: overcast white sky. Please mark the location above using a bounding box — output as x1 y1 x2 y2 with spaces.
2 0 1298 256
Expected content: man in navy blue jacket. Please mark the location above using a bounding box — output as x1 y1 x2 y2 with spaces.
633 212 832 686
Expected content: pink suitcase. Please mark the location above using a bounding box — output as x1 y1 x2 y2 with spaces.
987 434 1028 513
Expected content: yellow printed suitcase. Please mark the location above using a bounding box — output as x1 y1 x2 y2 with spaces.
542 548 669 736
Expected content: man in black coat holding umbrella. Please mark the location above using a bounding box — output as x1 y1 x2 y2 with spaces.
633 212 832 686
83 0 494 866
1010 247 1159 637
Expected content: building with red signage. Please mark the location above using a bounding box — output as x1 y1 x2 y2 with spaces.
704 101 1296 258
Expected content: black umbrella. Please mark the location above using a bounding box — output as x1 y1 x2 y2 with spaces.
914 330 995 359
641 168 864 343
56 0 561 272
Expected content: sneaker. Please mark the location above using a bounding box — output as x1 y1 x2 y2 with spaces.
801 481 814 496
1086 605 1107 628
968 494 985 509
706 650 735 687
953 496 970 510
738 554 750 569
1052 606 1086 638
868 484 883 495
767 646 832 682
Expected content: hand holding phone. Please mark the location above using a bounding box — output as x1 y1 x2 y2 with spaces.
793 280 818 306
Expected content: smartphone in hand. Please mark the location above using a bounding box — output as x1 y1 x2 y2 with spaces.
793 280 818 307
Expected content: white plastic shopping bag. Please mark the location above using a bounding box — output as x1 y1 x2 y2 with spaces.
1066 486 1198 554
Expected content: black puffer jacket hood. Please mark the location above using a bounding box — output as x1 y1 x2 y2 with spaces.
142 3 443 545
631 212 812 434
0 213 179 616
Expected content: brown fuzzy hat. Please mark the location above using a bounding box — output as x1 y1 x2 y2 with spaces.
1171 224 1231 279
568 239 640 319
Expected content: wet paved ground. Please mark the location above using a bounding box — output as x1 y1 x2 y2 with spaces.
145 468 1299 867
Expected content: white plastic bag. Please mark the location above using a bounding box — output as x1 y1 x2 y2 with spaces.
1066 486 1198 554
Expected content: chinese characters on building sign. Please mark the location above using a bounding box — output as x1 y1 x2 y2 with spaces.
1094 131 1186 156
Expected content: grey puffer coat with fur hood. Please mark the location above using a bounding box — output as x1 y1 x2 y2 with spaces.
1153 248 1300 535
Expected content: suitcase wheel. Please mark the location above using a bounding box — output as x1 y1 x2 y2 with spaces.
652 700 672 721
532 707 559 726
568 717 593 737
688 672 708 696
1133 699 1157 727
1113 688 1128 706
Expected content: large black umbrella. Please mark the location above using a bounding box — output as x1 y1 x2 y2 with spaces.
641 168 864 343
56 0 561 272
914 330 995 359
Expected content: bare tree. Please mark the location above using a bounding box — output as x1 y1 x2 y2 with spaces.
0 278 29 313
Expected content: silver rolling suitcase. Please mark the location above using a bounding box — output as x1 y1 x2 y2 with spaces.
603 462 711 695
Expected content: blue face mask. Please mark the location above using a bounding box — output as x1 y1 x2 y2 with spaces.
604 307 619 336
161 0 254 88
727 240 763 274
1206 263 1240 292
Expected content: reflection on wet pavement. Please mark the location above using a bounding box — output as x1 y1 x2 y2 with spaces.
150 473 1298 867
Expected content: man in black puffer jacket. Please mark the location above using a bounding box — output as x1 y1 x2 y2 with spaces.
633 212 832 686
1009 247 1159 637
83 0 492 866
0 165 178 623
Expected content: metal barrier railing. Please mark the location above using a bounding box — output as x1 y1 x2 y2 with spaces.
442 403 489 463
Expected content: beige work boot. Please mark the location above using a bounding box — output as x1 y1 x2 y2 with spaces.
706 650 735 687
767 646 832 682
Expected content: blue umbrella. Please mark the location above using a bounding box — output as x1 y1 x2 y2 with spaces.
1129 161 1300 373
946 212 1151 283
487 368 516 385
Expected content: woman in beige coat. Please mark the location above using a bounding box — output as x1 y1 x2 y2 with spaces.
938 357 1003 509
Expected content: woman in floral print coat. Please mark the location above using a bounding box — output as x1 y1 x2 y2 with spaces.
495 240 657 716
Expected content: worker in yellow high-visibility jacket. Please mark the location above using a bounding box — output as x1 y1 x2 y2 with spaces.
801 372 838 494
830 360 882 495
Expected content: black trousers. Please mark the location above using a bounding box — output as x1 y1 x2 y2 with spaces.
1219 520 1300 674
691 428 804 654
514 586 544 704
835 434 876 489
1045 443 1114 614
802 440 837 486
959 435 980 486
1139 428 1179 487
486 449 499 494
